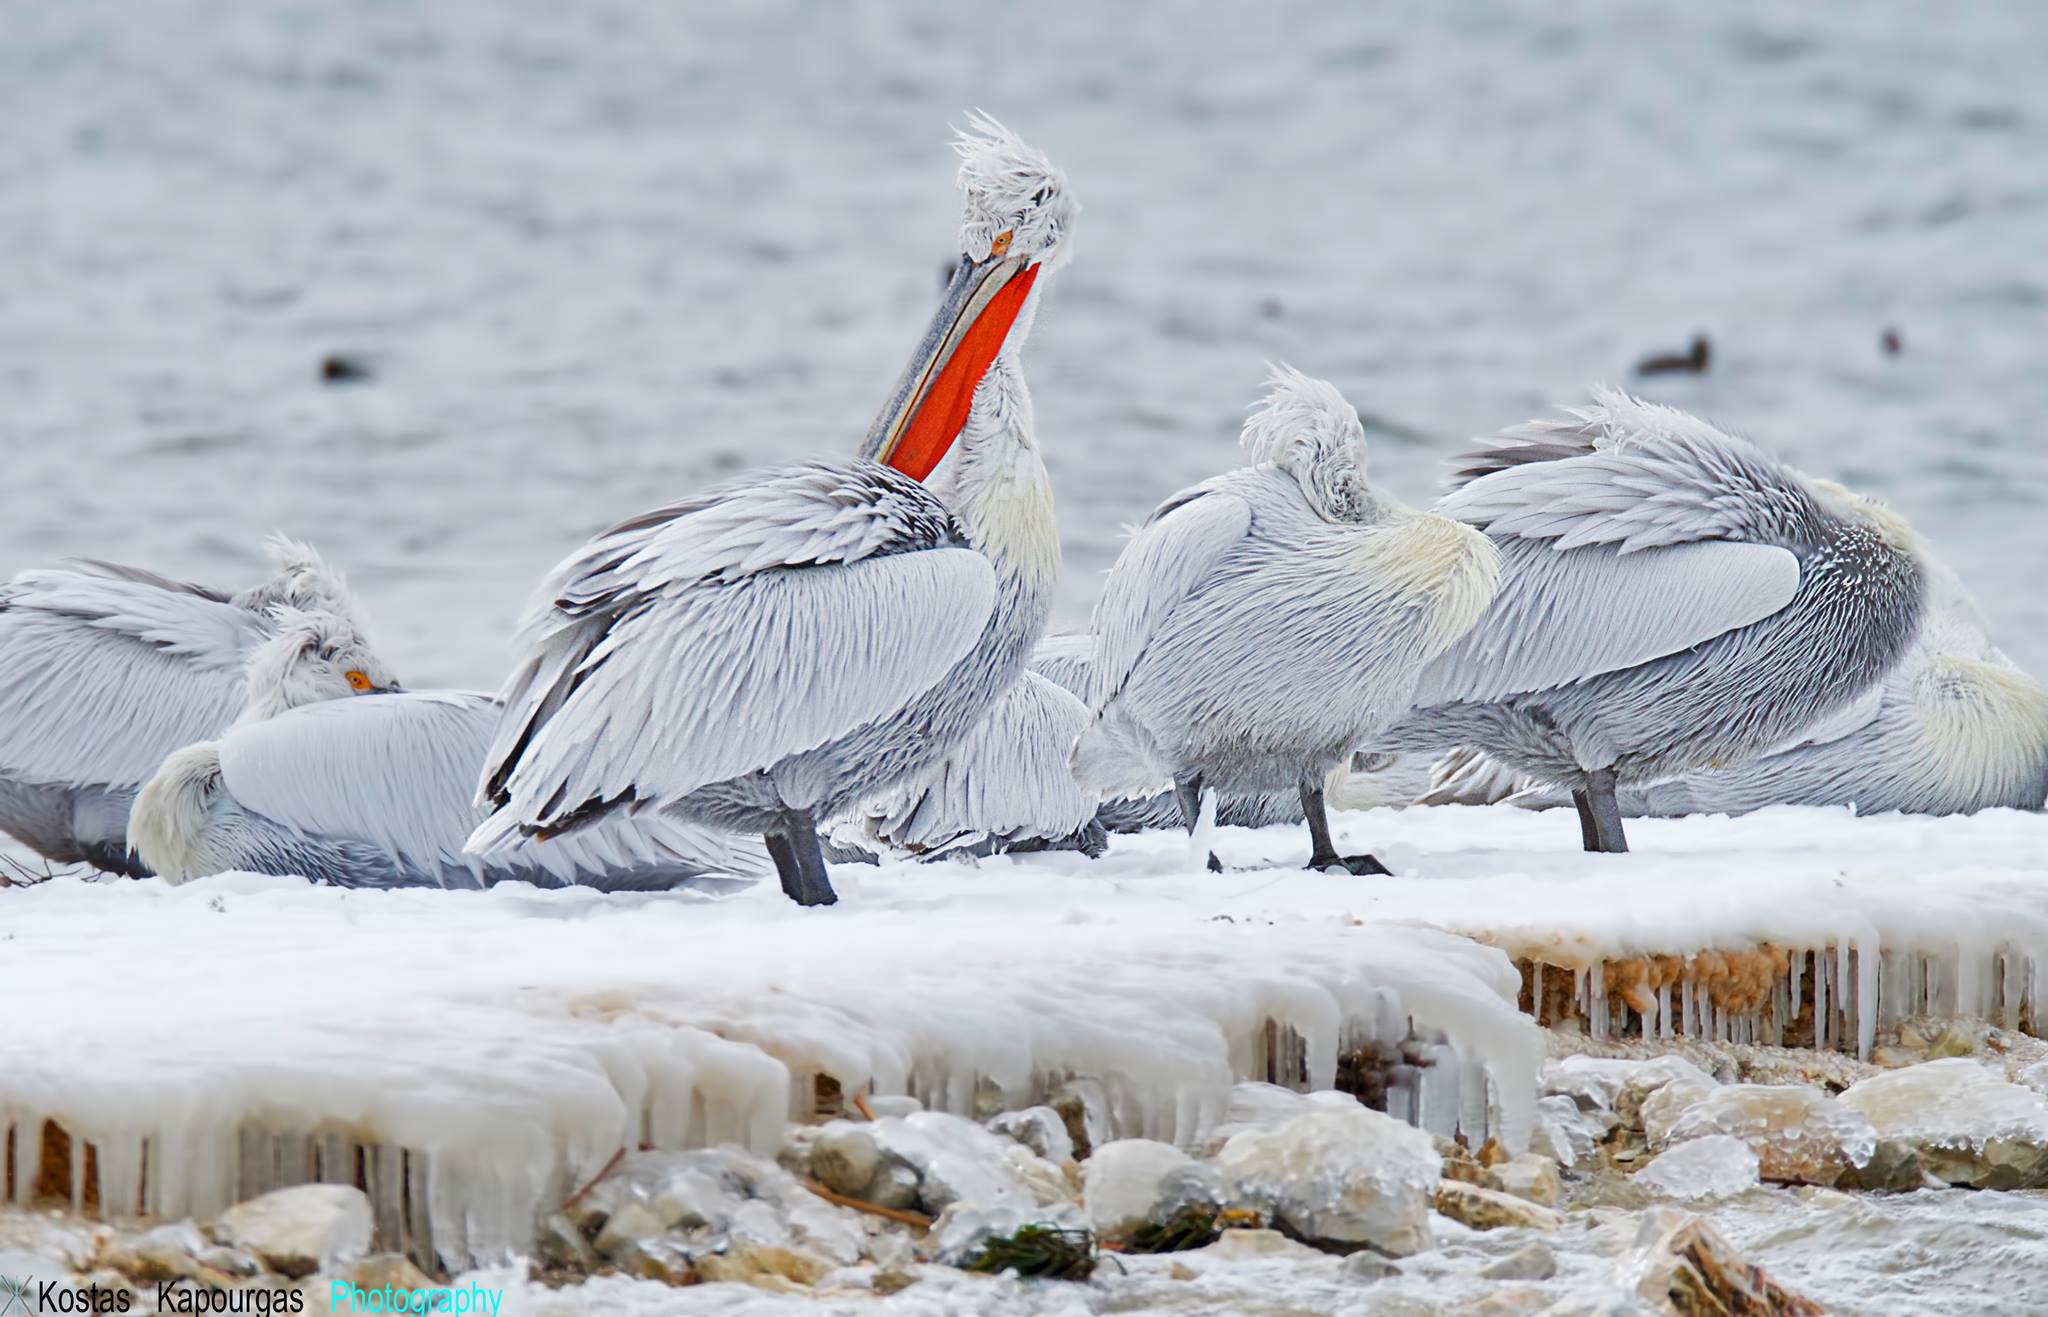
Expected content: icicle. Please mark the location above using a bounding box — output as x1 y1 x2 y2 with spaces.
1589 961 1607 1040
1789 952 1803 1039
1815 951 1830 1050
1531 962 1544 1026
1458 1052 1490 1147
1679 973 1694 1038
1656 983 1671 1040
69 1128 86 1213
1856 941 1878 1061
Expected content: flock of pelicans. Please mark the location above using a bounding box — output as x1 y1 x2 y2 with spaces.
3 118 2046 907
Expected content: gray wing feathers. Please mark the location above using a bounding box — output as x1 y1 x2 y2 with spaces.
1029 633 1093 699
0 569 265 788
1412 539 1800 706
1086 491 1252 709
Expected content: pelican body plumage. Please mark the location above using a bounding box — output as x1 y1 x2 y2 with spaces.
1075 368 1500 872
1383 390 1928 851
469 118 1075 905
0 541 392 874
129 690 768 890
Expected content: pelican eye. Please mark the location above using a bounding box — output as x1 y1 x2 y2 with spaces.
989 230 1013 257
345 670 374 693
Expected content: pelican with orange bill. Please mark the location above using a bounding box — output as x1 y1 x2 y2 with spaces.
467 115 1076 907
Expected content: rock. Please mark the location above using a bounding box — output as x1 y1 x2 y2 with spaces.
872 1266 919 1294
1531 1094 1607 1167
871 1111 1075 1215
695 1244 831 1288
1638 1075 1719 1147
213 1184 372 1279
1627 1207 1823 1315
1195 1228 1326 1263
1204 1082 1359 1151
1340 1250 1401 1281
1833 1137 1925 1193
533 1212 599 1275
1630 1135 1759 1200
810 1125 884 1197
1545 1056 1637 1111
987 1107 1075 1165
347 1253 434 1294
97 1222 211 1284
1215 1105 1440 1256
1485 1154 1562 1207
775 1124 819 1180
593 1202 669 1260
1838 1058 2048 1190
1049 1079 1112 1159
1614 1057 1719 1131
864 1162 922 1212
1480 1243 1556 1280
196 1245 262 1279
575 1147 866 1266
1081 1139 1213 1242
1661 1084 1876 1186
865 1095 924 1119
1436 1136 1488 1185
1432 1181 1560 1232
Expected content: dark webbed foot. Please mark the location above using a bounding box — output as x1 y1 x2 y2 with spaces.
1206 851 1224 874
1307 852 1391 877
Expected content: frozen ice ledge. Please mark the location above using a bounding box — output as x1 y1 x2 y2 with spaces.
3 806 2043 1273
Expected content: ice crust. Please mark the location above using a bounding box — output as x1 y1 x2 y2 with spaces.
0 863 1537 1269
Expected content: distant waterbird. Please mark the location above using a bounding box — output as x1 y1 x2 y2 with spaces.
1636 334 1711 376
1074 367 1501 874
129 690 768 889
0 540 393 874
468 116 1076 906
1379 390 1927 852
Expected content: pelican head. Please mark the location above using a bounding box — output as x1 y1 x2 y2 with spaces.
861 113 1076 480
1240 364 1374 522
239 606 401 723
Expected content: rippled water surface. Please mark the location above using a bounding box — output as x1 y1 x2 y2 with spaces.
5 1 2045 685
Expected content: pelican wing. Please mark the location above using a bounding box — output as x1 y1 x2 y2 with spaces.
480 461 997 835
1411 538 1800 706
1029 633 1092 699
1087 489 1252 710
220 691 766 885
0 567 262 789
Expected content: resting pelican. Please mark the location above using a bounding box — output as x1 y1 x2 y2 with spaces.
130 691 769 889
1074 367 1500 874
1380 390 1927 852
0 542 386 874
469 117 1074 906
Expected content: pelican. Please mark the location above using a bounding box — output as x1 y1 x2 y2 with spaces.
1073 367 1500 874
129 690 769 889
468 117 1075 906
0 541 386 874
1380 390 1928 852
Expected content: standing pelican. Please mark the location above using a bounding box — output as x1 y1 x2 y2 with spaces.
130 691 769 889
1074 368 1500 874
1380 390 1927 852
468 117 1074 906
0 541 384 873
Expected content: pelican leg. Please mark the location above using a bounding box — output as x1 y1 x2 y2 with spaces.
1581 769 1630 854
1173 774 1224 873
1571 788 1600 850
763 812 839 906
1300 771 1390 877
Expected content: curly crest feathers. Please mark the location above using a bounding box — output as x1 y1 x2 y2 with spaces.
952 111 1076 270
1239 365 1375 522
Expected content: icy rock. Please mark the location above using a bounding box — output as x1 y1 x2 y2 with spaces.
575 1147 866 1265
1627 1207 1823 1316
1661 1084 1876 1187
1196 1228 1326 1263
1050 1078 1112 1159
1204 1081 1359 1151
1482 1243 1557 1281
1215 1106 1440 1256
810 1124 884 1197
1545 1057 1638 1112
213 1184 372 1279
2019 1061 2048 1098
1630 1135 1760 1200
347 1254 435 1294
987 1106 1076 1166
865 1096 924 1119
1432 1181 1561 1232
1838 1058 2048 1190
1081 1139 1215 1242
1437 1136 1488 1185
533 1214 599 1275
866 1162 922 1212
1485 1154 1563 1207
1341 1250 1402 1281
872 1111 1075 1214
96 1222 212 1285
694 1244 832 1289
1614 1058 1719 1130
1531 1094 1605 1166
1639 1074 1720 1147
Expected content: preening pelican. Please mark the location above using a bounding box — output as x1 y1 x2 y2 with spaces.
469 117 1075 906
1074 368 1500 873
0 541 386 874
1594 560 2047 818
129 690 769 889
1380 390 1927 852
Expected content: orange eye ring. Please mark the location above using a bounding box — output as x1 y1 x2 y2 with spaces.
345 670 374 693
989 230 1013 257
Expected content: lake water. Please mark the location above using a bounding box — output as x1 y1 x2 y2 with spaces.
5 0 2044 687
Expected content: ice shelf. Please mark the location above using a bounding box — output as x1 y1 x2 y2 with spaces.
3 801 2042 1273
